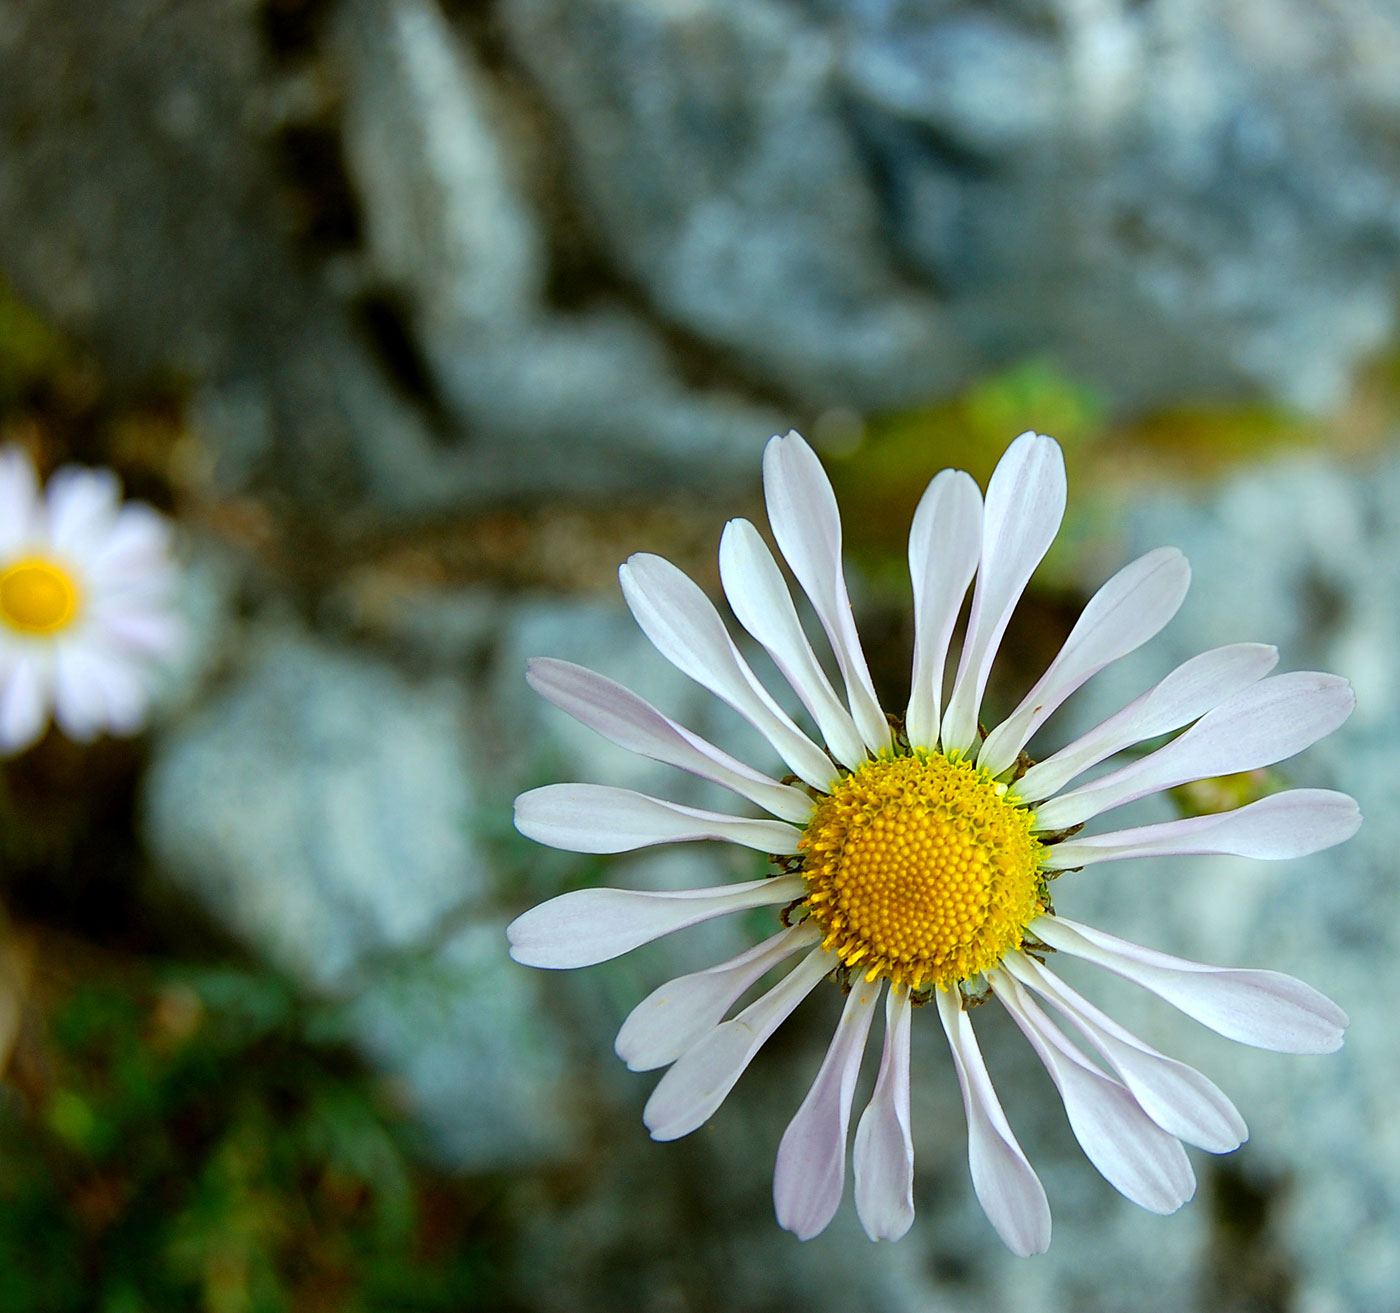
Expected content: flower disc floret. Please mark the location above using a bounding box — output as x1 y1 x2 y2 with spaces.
799 752 1046 991
0 557 80 634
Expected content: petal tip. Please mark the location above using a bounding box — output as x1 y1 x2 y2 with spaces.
1009 1226 1052 1258
858 1209 916 1243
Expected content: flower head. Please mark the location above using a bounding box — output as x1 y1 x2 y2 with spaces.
506 430 1359 1252
0 446 183 754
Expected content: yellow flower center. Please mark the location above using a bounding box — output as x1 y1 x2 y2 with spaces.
0 557 81 634
798 752 1045 991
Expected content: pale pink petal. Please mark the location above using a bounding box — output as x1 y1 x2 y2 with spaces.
936 987 1051 1255
94 605 186 661
1014 643 1279 804
718 518 867 771
978 547 1190 778
905 469 982 751
1033 672 1356 831
1005 951 1246 1153
619 553 838 791
527 657 813 824
53 644 112 741
942 433 1066 755
1032 915 1348 1053
1042 789 1362 870
87 503 174 576
0 652 50 753
87 562 179 607
774 977 881 1240
507 874 805 970
615 922 821 1071
45 465 122 556
991 969 1196 1213
853 984 916 1242
644 947 834 1140
61 643 151 736
0 447 41 553
514 783 802 855
762 431 889 755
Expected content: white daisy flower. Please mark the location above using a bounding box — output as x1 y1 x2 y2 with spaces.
0 446 183 754
506 431 1360 1253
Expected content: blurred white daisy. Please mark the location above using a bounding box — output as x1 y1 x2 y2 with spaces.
0 446 182 754
507 431 1360 1253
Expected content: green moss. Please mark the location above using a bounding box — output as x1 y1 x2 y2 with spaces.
824 359 1105 592
1122 405 1321 475
0 283 68 405
0 962 508 1313
1169 767 1286 818
822 356 1346 600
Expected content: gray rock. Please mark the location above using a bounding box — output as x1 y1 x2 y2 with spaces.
145 618 587 1174
145 627 485 994
838 0 1400 411
338 0 545 336
5 0 1400 520
497 0 962 410
337 0 782 499
346 917 581 1171
500 0 1400 412
0 0 777 517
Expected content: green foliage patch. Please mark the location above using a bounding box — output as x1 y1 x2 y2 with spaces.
0 960 510 1313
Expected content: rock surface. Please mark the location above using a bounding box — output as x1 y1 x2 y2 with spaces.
143 625 582 1168
3 0 1400 521
146 628 485 994
501 0 1400 412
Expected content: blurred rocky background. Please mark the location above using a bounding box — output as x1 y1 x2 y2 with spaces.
1 0 1399 1309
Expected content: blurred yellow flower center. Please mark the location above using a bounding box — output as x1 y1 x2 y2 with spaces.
0 557 81 634
798 752 1045 992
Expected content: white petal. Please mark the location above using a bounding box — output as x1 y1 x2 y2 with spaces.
56 642 151 737
95 660 153 734
719 518 867 771
936 987 1051 1255
991 969 1196 1214
1033 671 1356 831
514 783 802 855
94 605 185 661
0 446 41 552
88 503 174 575
527 658 814 825
615 922 821 1071
762 432 889 755
0 653 50 753
644 947 833 1140
853 984 916 1242
1033 915 1348 1053
45 465 122 555
774 977 881 1240
1005 951 1246 1153
507 874 804 969
942 433 1067 756
1042 789 1363 870
620 553 838 791
1014 643 1280 804
979 548 1191 778
905 469 982 750
54 643 108 741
